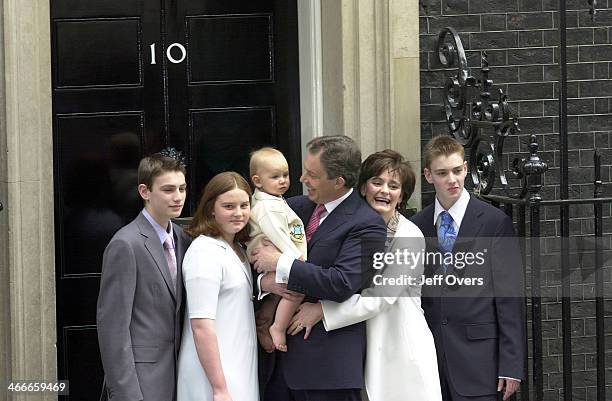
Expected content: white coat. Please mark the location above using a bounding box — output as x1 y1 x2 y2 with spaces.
321 215 442 401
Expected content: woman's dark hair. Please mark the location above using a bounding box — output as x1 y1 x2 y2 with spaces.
357 149 415 211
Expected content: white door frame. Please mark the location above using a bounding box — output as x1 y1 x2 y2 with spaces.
297 0 323 164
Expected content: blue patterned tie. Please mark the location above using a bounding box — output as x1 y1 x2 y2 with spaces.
438 211 457 272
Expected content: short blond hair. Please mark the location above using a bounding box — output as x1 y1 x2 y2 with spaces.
249 147 288 177
423 136 465 169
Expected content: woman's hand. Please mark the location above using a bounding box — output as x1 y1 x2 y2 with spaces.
288 302 324 339
213 389 233 401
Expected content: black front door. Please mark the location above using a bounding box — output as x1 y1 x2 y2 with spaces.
51 1 300 399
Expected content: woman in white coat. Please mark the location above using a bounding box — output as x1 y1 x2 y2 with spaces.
177 172 258 401
289 150 442 401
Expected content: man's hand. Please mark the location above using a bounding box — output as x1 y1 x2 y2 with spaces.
251 239 282 273
260 274 303 302
497 378 520 400
288 302 324 340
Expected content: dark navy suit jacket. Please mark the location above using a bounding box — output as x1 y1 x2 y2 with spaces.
270 190 386 390
411 195 526 397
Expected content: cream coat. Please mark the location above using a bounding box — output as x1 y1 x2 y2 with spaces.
247 189 307 260
321 215 442 401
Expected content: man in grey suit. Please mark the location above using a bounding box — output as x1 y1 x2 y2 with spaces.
97 150 192 401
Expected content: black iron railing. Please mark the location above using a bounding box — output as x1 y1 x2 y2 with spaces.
435 2 609 399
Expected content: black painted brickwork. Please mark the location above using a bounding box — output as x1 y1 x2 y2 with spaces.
419 2 612 401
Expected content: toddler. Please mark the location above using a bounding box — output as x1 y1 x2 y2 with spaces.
247 147 307 352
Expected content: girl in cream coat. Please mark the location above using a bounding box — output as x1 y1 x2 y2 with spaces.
289 150 442 401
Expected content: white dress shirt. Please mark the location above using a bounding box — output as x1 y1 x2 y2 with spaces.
432 188 470 233
275 188 353 283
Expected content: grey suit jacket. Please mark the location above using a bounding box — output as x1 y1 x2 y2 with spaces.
97 212 191 401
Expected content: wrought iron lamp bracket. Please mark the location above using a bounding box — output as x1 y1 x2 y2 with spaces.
437 27 548 200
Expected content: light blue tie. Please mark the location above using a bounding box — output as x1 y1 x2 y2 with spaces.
438 211 457 272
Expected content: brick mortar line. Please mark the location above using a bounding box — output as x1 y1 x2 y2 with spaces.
420 96 612 102
420 65 612 72
419 10 606 18
421 28 605 34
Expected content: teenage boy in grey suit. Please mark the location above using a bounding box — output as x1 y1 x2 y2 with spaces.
411 136 526 401
97 151 192 401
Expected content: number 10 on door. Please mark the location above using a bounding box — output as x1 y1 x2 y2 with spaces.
150 43 187 64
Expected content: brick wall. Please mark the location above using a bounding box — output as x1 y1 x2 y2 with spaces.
419 1 612 401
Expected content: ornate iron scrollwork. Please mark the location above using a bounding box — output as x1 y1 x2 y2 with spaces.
589 0 597 20
437 28 471 144
517 134 548 202
437 27 548 200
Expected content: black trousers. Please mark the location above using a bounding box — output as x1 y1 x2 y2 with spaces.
439 358 498 401
263 356 361 401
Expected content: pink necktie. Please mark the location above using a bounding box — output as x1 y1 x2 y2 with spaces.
163 238 177 288
305 204 326 242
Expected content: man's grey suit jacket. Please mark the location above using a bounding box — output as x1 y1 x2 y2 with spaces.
97 212 191 401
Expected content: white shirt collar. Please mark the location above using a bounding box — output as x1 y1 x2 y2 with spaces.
142 208 175 247
320 188 353 221
433 188 470 229
253 188 283 201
